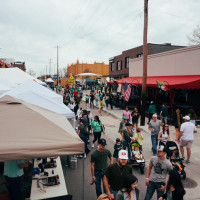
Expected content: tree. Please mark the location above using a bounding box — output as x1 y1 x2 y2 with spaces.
63 67 67 77
187 25 200 45
27 69 36 77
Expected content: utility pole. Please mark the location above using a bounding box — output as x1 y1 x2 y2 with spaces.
57 46 59 85
141 0 148 126
49 59 51 75
46 65 47 79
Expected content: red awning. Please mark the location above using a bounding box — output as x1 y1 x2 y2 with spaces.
117 75 200 89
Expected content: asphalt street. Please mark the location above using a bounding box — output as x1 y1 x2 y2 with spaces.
63 100 200 200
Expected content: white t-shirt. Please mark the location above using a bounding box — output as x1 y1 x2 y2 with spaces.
180 122 197 140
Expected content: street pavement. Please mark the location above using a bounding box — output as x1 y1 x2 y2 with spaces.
63 95 200 200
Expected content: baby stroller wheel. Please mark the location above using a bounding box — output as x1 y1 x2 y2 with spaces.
140 166 144 174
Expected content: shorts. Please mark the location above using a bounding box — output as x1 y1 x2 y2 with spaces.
180 140 193 148
86 100 89 103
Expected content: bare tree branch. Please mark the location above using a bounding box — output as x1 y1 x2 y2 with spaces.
187 25 200 45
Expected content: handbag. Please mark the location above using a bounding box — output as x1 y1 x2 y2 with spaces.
0 183 11 200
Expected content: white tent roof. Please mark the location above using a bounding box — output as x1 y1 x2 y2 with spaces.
0 68 46 85
0 83 12 95
45 78 55 83
0 80 16 88
0 80 75 118
0 95 84 161
75 72 102 77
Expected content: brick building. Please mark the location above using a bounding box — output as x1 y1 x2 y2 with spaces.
67 60 109 79
11 61 26 71
109 43 185 79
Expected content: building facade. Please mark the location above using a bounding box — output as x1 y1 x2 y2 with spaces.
109 43 185 79
11 61 26 71
129 44 200 77
67 60 109 78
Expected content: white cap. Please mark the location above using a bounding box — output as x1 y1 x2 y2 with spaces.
118 150 128 160
183 115 190 121
157 145 165 152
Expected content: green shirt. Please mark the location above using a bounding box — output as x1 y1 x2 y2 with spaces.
134 132 143 145
70 88 74 93
91 149 112 170
105 163 132 191
91 120 103 132
4 160 25 178
149 104 156 113
78 124 87 137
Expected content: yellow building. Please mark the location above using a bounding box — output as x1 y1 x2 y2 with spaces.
67 60 109 79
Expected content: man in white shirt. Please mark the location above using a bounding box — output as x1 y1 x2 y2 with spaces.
178 115 197 165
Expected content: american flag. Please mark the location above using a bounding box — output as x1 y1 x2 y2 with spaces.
124 81 132 102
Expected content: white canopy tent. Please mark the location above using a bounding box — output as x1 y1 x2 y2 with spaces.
0 83 12 95
75 72 102 77
0 68 46 85
0 80 75 118
0 80 16 89
45 77 55 83
0 95 84 161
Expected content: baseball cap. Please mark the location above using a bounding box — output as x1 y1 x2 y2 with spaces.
118 150 128 160
157 145 165 152
183 115 190 121
98 138 107 146
122 116 127 120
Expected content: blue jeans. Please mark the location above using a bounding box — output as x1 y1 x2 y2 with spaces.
110 187 118 198
94 170 106 198
90 100 94 109
6 176 22 200
80 136 88 153
105 100 109 107
144 181 165 200
151 134 158 155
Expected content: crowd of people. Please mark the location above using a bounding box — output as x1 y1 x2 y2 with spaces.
60 84 199 200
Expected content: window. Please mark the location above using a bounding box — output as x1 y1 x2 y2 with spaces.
117 61 121 71
125 57 130 68
111 62 114 71
136 53 143 57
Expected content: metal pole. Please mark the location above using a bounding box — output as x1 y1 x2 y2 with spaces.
82 158 85 200
57 46 59 85
141 0 148 126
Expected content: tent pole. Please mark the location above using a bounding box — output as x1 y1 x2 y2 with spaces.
82 158 85 200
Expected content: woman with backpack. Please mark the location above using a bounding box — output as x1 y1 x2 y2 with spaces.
91 115 105 148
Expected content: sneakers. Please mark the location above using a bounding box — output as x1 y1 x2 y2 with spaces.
91 143 94 148
186 160 190 165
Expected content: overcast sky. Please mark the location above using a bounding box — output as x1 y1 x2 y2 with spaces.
0 0 200 77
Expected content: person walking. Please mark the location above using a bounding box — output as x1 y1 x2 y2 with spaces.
144 145 172 200
90 92 95 109
77 118 88 158
103 150 132 199
188 108 197 125
115 174 139 200
158 124 171 146
95 92 100 106
91 115 105 148
99 98 105 116
131 107 140 129
91 139 113 198
109 93 113 110
148 114 161 155
123 107 131 123
113 138 123 161
178 115 197 165
148 101 156 123
105 94 109 108
173 108 183 141
158 168 185 200
122 122 135 159
160 104 168 124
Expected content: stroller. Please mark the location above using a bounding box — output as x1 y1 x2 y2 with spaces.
129 141 145 174
165 141 186 179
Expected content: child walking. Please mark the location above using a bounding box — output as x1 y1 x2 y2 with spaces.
113 138 122 161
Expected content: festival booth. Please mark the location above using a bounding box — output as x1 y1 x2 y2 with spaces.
0 80 75 119
0 68 46 86
0 95 84 200
117 75 200 120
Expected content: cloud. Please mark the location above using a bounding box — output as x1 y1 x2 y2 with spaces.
0 0 200 76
